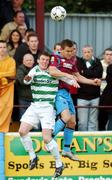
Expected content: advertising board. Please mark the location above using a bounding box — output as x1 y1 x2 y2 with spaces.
5 132 112 180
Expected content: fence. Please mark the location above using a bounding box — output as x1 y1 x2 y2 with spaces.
29 13 112 57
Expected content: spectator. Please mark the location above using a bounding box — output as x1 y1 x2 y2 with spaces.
13 29 34 66
53 42 62 55
23 28 35 43
14 32 40 67
76 45 103 131
0 0 29 31
0 10 26 41
100 64 112 130
12 0 30 28
16 53 34 119
17 24 27 42
100 48 112 94
7 29 22 57
0 40 16 132
99 48 112 130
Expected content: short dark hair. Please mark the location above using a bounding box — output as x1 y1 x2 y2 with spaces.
13 10 24 18
54 42 61 50
60 39 74 49
25 28 35 35
27 32 38 41
0 40 6 44
104 48 112 54
38 51 51 59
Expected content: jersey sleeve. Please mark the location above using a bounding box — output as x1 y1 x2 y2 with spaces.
28 66 36 78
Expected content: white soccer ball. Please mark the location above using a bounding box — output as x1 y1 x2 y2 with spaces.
50 6 66 21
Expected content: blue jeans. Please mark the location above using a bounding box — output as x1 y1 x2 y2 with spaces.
77 98 99 131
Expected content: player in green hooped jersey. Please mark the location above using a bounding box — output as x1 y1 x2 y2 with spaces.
18 51 64 178
28 61 59 105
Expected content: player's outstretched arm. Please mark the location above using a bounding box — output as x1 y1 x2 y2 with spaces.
49 66 74 80
59 76 80 88
75 72 101 86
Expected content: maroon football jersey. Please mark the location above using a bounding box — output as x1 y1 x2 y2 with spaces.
50 55 78 91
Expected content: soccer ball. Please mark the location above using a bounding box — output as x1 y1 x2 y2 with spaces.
50 6 66 21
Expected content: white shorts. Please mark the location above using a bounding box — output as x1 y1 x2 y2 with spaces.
20 102 56 130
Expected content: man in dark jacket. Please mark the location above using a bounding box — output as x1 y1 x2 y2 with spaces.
100 64 112 130
76 45 103 131
14 32 40 67
16 53 34 119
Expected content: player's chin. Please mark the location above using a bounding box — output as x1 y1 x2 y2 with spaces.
42 66 48 70
67 56 72 59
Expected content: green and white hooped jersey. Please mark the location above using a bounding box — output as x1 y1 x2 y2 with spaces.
28 65 59 104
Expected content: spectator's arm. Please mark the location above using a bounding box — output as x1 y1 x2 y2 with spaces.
16 67 27 85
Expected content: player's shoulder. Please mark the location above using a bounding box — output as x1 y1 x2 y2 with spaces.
30 65 39 72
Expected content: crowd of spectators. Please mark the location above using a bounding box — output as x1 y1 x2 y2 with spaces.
0 0 112 133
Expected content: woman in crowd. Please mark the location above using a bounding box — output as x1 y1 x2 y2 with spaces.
7 29 22 57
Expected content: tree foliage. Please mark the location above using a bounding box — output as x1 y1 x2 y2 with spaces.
23 0 112 13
